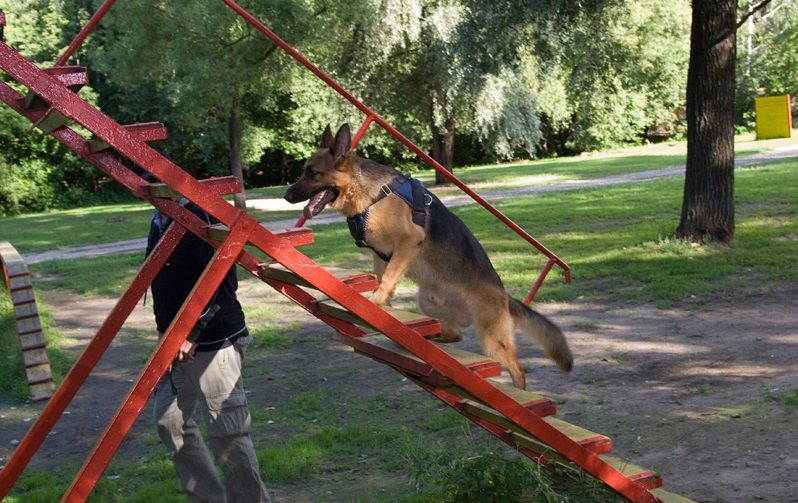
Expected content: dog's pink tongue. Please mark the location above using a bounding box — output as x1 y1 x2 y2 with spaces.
302 202 315 220
303 189 331 219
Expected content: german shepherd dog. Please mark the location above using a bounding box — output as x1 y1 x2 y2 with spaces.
284 124 572 389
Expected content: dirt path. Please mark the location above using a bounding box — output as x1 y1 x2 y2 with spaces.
1 280 796 502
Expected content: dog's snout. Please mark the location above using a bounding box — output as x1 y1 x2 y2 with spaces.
284 187 296 203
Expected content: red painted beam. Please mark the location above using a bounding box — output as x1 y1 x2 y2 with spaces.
0 224 184 500
62 215 253 502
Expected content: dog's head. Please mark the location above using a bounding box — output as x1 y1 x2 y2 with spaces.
284 124 354 218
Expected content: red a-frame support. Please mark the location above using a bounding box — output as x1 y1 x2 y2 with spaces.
0 3 692 502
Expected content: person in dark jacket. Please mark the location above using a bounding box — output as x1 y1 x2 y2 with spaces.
147 202 271 503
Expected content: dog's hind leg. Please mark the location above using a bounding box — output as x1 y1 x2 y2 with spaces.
470 292 526 390
417 288 471 342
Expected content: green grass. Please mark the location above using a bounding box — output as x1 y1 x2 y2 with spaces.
2 140 796 501
0 133 780 255
300 159 798 307
22 158 798 308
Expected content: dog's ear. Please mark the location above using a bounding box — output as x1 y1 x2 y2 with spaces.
331 124 351 165
320 124 334 150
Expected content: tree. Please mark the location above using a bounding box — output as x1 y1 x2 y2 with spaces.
91 1 368 197
675 0 772 244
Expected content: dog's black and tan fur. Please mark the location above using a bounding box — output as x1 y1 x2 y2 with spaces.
285 124 572 389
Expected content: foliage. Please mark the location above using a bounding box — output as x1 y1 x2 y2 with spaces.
0 0 792 214
0 1 125 215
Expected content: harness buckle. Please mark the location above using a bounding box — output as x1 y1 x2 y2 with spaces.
380 184 393 197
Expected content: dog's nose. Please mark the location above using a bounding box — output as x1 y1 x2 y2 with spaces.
284 187 295 202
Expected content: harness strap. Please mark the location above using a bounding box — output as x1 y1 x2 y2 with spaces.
345 174 431 261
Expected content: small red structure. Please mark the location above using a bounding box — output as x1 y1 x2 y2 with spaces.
0 241 55 402
0 3 691 502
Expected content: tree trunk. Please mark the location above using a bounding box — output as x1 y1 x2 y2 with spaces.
674 0 737 244
229 94 247 210
429 90 455 185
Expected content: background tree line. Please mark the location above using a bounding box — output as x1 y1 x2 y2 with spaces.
0 0 794 216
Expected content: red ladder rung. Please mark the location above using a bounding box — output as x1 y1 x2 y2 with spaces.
89 121 167 152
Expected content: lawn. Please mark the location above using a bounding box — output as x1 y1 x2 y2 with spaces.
1 139 796 502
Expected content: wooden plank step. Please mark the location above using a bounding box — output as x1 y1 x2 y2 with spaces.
650 487 698 503
19 331 46 351
23 66 88 109
25 363 53 386
337 333 501 382
452 380 557 416
146 176 242 200
6 272 31 290
459 401 610 455
22 347 50 368
13 301 38 319
33 108 69 134
599 455 662 489
207 224 314 248
89 121 167 153
29 380 55 402
10 286 35 304
260 263 377 293
318 299 440 338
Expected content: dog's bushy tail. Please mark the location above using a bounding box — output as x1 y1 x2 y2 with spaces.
509 298 572 372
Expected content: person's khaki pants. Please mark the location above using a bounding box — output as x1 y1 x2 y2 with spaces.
153 335 271 503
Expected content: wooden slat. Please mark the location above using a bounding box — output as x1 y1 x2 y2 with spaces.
89 121 167 153
25 363 52 385
29 381 55 402
22 347 50 368
19 332 46 351
260 263 378 293
207 224 314 248
449 380 557 416
10 287 35 304
318 299 441 338
13 302 38 319
460 401 611 454
16 316 42 335
23 66 88 109
346 333 501 381
33 108 69 133
650 488 698 503
599 455 662 489
7 274 31 290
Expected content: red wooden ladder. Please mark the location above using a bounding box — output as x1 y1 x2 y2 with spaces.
0 6 693 503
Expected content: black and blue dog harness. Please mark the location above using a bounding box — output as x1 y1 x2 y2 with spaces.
346 174 432 262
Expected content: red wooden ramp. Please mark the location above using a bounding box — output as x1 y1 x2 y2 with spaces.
0 6 693 503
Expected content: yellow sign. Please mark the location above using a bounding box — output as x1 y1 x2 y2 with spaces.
755 95 792 140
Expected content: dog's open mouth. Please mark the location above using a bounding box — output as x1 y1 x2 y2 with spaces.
303 188 338 219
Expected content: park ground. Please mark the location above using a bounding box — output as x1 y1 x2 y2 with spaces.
0 138 797 502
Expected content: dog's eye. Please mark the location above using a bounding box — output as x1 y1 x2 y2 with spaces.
307 169 318 178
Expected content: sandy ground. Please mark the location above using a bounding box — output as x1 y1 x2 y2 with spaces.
1 278 796 502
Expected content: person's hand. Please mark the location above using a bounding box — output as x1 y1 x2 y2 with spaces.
176 340 197 362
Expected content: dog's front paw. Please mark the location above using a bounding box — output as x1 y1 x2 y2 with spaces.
369 290 392 306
